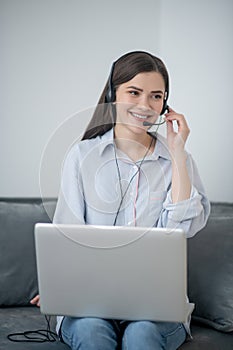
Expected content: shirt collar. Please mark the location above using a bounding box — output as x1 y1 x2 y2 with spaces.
149 132 171 161
98 128 171 161
99 128 115 155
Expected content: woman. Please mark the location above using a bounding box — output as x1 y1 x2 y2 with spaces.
31 50 210 349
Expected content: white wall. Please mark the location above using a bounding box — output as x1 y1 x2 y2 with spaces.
0 0 161 197
1 0 232 201
158 0 233 202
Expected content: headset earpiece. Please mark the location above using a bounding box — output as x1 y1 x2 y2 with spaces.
160 90 169 115
161 99 168 115
105 62 116 103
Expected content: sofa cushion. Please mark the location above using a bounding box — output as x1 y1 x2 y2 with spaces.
188 202 233 332
0 198 57 306
0 306 70 349
180 323 233 350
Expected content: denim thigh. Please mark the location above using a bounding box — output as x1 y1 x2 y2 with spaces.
122 320 186 350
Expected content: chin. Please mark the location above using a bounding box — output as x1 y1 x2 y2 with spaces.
125 122 148 135
115 115 149 136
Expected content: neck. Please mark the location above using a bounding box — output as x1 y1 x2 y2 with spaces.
114 126 155 162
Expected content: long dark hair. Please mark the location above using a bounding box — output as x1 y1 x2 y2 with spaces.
82 51 169 140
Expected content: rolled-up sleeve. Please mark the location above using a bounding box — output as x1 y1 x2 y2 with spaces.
157 154 210 238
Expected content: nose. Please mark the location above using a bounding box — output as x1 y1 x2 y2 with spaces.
138 94 151 110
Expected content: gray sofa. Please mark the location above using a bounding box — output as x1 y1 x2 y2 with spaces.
0 198 233 349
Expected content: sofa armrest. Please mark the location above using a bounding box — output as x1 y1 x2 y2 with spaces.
188 202 233 332
0 198 57 306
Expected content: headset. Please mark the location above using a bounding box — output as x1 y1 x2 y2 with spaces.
104 52 169 116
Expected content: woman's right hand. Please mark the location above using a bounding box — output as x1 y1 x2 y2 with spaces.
30 294 40 307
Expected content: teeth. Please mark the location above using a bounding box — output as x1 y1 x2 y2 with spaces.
131 112 148 119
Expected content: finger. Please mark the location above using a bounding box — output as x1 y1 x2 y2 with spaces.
167 114 190 140
166 118 174 135
30 295 40 305
165 106 176 115
166 114 189 129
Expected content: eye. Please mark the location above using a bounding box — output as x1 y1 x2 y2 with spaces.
128 90 139 96
152 94 163 100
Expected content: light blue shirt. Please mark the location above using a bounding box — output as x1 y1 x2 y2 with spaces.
53 128 210 336
53 128 210 237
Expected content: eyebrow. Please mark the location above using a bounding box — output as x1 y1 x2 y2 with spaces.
126 86 164 94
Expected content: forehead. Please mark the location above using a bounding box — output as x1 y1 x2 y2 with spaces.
121 71 165 90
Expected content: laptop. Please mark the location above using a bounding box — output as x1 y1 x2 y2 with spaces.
34 223 194 323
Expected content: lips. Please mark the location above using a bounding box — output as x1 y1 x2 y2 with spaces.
129 111 157 123
130 112 151 120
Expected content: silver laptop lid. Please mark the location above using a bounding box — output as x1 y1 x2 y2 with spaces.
35 223 193 323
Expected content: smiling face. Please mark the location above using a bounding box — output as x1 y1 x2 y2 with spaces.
114 71 166 139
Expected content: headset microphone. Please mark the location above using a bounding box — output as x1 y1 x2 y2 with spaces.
143 121 159 126
143 120 166 127
143 106 169 127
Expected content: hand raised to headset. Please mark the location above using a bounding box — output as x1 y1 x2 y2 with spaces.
165 107 190 157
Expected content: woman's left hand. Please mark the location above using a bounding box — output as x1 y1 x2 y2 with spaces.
165 107 190 157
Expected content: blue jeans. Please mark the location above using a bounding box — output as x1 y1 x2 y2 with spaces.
61 317 187 350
